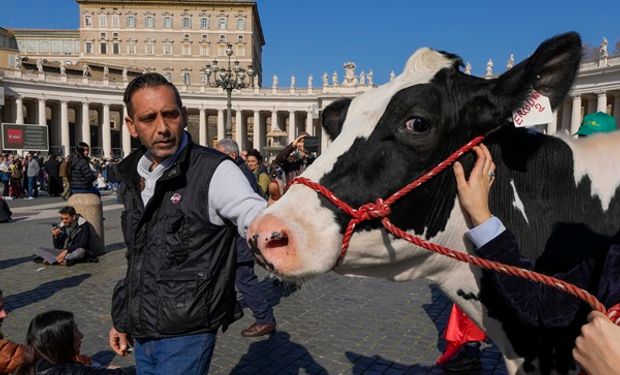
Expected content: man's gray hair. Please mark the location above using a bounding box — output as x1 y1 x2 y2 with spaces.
215 138 239 155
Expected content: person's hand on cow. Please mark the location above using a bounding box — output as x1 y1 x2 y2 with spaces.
453 144 496 227
573 311 620 375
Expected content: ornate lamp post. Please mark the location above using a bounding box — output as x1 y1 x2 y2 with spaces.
204 43 254 137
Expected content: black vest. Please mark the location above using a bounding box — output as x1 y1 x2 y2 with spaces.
112 140 241 338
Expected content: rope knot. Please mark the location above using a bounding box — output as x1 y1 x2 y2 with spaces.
354 198 391 222
607 303 620 325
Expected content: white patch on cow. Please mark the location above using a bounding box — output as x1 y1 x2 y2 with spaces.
560 131 620 211
509 179 529 224
303 48 456 183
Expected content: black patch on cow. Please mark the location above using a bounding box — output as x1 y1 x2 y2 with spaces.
317 32 620 373
456 289 479 301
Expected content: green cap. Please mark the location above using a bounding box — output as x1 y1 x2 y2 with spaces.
577 112 617 136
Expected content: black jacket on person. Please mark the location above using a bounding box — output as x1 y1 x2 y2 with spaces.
27 359 129 375
0 199 11 223
52 216 92 256
112 139 241 339
69 158 96 190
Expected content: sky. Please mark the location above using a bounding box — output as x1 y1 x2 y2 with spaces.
1 0 618 85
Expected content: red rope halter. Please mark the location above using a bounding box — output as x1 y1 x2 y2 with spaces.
289 136 620 321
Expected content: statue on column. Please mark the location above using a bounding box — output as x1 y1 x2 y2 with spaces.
332 71 338 86
60 62 66 75
507 54 515 70
600 37 609 58
290 75 296 88
272 74 278 88
307 75 313 88
359 71 366 86
389 70 396 81
322 72 329 87
15 56 23 69
464 62 472 75
103 65 109 79
253 74 259 88
36 59 44 73
82 64 89 78
122 66 128 81
367 70 374 86
485 59 494 78
342 61 358 87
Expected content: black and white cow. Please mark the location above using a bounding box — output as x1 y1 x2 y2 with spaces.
248 33 620 374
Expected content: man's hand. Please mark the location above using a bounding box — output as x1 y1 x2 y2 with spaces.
573 311 620 375
55 249 68 264
51 227 62 237
292 134 307 150
109 327 132 356
453 144 496 227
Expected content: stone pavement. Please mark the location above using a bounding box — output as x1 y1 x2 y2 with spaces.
0 192 507 374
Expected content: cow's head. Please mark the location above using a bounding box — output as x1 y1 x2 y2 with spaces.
248 33 582 279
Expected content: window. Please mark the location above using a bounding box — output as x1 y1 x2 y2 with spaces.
85 41 93 54
163 41 172 55
8 55 15 67
145 40 154 55
164 16 172 29
100 32 107 39
99 15 107 28
145 16 154 28
236 18 245 30
112 32 119 39
200 17 208 29
182 72 191 85
235 44 245 56
100 42 107 54
183 33 190 41
238 35 243 41
111 14 120 28
183 17 191 29
202 34 208 41
127 15 136 28
200 44 209 56
182 44 191 55
217 44 225 56
127 41 136 54
113 42 119 54
218 17 227 30
84 15 93 27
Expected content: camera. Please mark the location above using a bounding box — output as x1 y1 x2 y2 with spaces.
51 223 59 228
304 136 319 153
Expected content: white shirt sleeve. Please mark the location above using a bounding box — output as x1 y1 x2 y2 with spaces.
208 160 267 237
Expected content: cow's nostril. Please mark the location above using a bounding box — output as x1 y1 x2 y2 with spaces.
266 231 289 249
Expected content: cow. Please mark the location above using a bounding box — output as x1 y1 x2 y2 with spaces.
248 32 620 374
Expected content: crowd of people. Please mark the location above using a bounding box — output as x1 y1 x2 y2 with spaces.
0 73 618 375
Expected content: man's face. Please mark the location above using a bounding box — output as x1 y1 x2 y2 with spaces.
60 213 75 226
125 85 186 164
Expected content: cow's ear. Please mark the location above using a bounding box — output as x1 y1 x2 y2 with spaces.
321 98 351 141
495 32 582 112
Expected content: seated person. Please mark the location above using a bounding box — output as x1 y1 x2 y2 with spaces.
15 310 130 374
33 206 93 266
0 289 26 374
0 197 11 223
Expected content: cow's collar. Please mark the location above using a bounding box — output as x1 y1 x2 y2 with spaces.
289 136 486 266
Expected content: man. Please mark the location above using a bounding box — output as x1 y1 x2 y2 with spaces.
25 153 40 199
215 139 276 337
110 73 266 374
0 290 26 374
33 206 92 266
274 132 316 185
59 155 72 200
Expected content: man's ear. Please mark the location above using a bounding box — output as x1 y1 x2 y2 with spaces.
462 32 582 135
124 115 138 139
321 98 351 141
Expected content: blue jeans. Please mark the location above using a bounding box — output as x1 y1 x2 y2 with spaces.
236 261 274 325
134 332 216 375
27 176 36 197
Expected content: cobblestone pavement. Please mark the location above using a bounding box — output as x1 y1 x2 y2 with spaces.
1 192 507 374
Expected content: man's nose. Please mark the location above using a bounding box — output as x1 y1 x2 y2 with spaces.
154 114 171 134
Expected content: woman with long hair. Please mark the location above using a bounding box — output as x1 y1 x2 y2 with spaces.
69 143 100 197
16 310 129 374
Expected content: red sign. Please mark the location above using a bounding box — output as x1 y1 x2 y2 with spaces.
7 129 24 145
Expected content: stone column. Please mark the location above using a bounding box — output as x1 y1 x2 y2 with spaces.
288 111 296 143
235 110 244 150
81 102 91 146
561 101 572 133
305 111 314 136
38 99 47 126
597 92 608 113
570 95 582 136
613 96 620 125
122 105 131 157
15 97 24 124
253 110 263 151
102 104 111 158
60 101 70 156
586 97 597 115
199 108 207 146
271 110 280 131
217 109 225 140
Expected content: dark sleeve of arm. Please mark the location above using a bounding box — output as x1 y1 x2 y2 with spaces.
80 160 97 183
53 231 66 249
475 229 589 327
111 278 129 333
274 143 296 167
67 224 91 252
70 363 131 375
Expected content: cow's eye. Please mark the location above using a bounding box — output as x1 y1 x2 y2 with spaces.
404 116 430 133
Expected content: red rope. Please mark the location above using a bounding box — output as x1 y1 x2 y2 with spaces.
289 135 619 321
